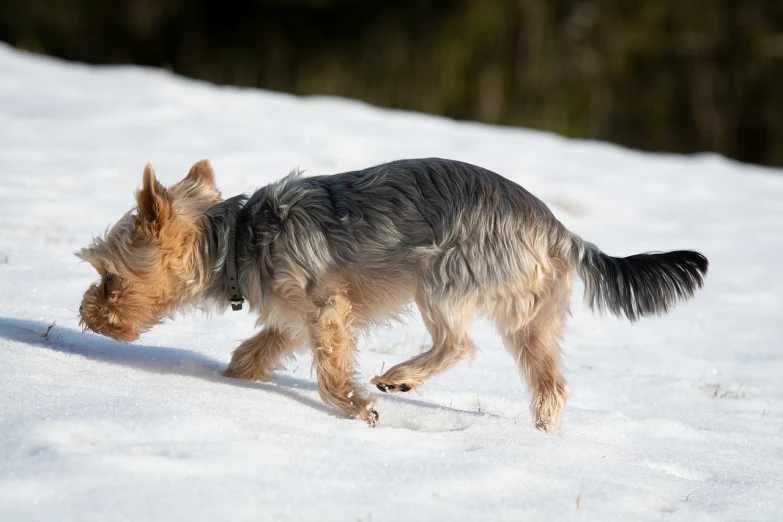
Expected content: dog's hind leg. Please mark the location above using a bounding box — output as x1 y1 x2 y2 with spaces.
372 288 476 393
224 328 299 381
496 277 570 433
308 288 378 426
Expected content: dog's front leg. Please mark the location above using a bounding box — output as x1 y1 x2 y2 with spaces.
308 291 378 426
224 328 297 381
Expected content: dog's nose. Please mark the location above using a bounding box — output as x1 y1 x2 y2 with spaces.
79 305 83 313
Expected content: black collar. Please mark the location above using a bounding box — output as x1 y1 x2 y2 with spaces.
226 216 245 311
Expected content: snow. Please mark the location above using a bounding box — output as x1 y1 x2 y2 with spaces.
0 43 781 521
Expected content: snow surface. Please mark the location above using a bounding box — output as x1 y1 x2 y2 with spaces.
1 43 781 521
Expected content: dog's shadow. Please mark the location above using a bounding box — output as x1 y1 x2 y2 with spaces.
0 317 495 424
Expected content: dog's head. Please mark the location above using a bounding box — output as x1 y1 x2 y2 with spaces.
77 160 221 342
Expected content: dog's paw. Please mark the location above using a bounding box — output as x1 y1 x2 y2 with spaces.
371 376 414 393
535 418 558 434
358 407 380 427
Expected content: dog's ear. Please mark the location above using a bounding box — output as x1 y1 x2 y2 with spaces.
136 163 171 227
75 247 103 273
185 159 216 189
171 159 221 202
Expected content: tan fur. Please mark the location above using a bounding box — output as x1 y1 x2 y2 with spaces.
496 277 571 433
491 251 572 433
77 161 220 341
224 328 300 382
371 291 477 392
306 284 378 426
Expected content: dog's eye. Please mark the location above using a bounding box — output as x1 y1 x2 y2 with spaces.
106 272 114 284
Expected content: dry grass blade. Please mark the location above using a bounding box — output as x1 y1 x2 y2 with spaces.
40 321 56 340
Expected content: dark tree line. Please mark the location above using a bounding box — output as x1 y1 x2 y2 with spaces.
2 0 782 166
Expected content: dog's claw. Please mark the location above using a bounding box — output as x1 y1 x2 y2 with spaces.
367 408 379 427
374 381 411 393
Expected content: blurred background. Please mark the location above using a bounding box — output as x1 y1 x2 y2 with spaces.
1 0 782 167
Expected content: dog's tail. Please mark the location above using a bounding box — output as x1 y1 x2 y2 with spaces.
566 233 708 322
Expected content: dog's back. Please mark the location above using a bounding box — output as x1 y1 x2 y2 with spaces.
246 158 558 271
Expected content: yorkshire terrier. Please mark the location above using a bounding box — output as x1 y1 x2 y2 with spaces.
77 158 708 431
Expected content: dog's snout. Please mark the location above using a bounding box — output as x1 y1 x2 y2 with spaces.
79 304 84 313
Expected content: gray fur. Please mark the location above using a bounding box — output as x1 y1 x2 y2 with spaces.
199 157 707 324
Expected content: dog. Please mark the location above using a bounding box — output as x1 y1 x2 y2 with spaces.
77 158 708 431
